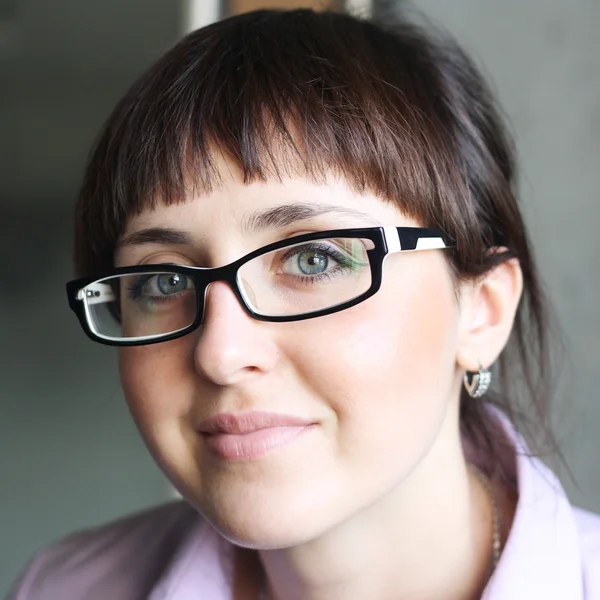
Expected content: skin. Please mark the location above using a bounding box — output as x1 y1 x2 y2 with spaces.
115 155 523 600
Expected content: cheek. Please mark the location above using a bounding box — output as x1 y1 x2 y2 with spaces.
288 260 458 397
118 342 194 433
118 342 205 493
283 255 460 476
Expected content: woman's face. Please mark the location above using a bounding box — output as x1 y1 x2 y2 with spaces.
116 159 465 548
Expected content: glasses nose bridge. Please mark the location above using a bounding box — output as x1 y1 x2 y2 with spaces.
192 262 252 322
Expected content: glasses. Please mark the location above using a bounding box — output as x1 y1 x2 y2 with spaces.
66 226 452 346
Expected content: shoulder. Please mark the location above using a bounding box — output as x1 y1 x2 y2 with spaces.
6 501 199 600
573 506 600 597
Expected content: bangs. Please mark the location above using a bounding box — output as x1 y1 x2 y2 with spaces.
77 9 508 275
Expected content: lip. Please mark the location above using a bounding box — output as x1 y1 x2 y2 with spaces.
198 411 316 460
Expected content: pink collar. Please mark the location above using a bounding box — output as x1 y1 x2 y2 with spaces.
482 413 583 598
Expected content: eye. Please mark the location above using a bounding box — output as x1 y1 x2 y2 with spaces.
128 272 193 301
155 273 187 295
295 249 330 275
278 241 363 280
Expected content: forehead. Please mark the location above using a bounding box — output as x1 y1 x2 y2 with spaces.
120 164 413 245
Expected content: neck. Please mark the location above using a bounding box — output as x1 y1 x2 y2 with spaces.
253 414 504 600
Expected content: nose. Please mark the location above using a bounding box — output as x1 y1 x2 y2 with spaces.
193 281 279 386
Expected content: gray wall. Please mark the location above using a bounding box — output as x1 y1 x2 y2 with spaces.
1 0 599 595
1 0 183 594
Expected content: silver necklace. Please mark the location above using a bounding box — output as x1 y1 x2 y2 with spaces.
259 467 502 599
470 465 503 572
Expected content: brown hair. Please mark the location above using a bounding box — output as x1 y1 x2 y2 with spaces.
74 8 559 482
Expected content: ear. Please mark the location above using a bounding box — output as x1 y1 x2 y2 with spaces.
456 255 523 372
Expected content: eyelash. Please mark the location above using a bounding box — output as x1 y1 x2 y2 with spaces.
127 275 152 301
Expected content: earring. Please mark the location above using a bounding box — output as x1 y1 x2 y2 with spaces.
463 364 491 398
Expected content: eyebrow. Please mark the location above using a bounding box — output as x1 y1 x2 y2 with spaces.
118 228 194 248
118 203 380 248
242 202 380 234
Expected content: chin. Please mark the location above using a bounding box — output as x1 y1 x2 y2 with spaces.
188 488 342 551
211 520 325 551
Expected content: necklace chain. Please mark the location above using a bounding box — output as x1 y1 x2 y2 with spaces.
471 465 503 572
259 466 502 600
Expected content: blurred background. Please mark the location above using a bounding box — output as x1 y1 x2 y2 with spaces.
1 0 599 594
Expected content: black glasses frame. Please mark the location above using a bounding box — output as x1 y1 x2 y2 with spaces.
66 226 452 347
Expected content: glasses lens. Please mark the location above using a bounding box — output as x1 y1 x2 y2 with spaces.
81 271 197 341
237 237 374 317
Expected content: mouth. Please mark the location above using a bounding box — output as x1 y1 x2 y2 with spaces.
198 411 316 461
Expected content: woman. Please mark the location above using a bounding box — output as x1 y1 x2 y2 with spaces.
9 7 600 600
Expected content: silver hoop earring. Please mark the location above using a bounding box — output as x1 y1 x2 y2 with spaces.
463 364 491 398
